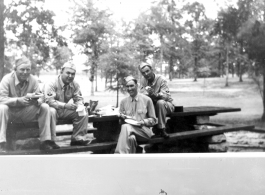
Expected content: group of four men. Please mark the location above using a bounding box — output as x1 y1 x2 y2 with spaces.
0 56 174 154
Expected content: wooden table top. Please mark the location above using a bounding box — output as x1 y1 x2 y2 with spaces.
89 106 241 122
170 106 241 117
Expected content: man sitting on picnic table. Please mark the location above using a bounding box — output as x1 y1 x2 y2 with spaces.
139 63 175 139
0 56 60 152
115 76 157 154
44 61 92 146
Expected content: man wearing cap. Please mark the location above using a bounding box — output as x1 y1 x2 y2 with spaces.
0 56 60 152
139 63 174 138
44 61 91 146
115 76 157 154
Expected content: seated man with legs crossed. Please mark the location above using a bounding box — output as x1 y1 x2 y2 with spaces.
139 63 175 138
0 56 59 152
44 61 92 146
115 76 157 154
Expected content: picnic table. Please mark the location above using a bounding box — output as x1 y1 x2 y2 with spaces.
89 106 242 142
2 106 258 155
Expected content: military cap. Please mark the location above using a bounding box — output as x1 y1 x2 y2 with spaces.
62 61 76 71
138 62 152 70
124 75 137 84
15 56 31 68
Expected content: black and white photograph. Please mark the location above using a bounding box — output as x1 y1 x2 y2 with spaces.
0 0 265 193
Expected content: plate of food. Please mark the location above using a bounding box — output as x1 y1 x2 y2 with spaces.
124 119 141 126
26 93 44 99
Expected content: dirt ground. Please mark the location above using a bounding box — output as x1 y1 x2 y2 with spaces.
39 73 265 152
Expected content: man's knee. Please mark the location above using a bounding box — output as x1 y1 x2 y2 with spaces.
49 107 57 117
121 124 132 133
40 103 50 111
156 100 166 106
128 134 136 142
0 105 9 114
155 100 166 110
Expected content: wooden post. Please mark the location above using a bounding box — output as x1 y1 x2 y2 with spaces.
0 0 5 81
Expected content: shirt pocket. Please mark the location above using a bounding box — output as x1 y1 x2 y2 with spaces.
137 107 147 117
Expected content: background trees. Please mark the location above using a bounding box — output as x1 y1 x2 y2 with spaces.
0 0 4 80
1 0 265 120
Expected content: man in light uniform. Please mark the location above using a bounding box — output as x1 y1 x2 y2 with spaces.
44 61 91 146
115 76 157 154
139 63 175 138
0 56 59 152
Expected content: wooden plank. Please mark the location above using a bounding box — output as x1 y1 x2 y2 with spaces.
8 120 73 129
89 115 119 122
247 128 265 134
1 141 117 155
56 127 97 136
170 106 241 117
149 124 254 144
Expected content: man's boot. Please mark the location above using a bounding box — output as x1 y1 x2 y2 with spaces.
160 128 169 139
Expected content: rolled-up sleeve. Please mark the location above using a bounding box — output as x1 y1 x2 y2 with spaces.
142 98 157 127
44 82 66 109
157 79 171 101
72 83 84 106
0 76 18 107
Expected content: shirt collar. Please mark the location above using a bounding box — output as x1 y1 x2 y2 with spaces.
148 73 158 86
59 75 73 88
14 71 29 86
130 94 139 102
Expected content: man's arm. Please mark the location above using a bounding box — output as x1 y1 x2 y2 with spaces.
141 98 157 127
72 83 84 106
155 79 172 101
44 82 66 109
0 76 19 106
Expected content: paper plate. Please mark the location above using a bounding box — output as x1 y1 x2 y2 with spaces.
124 119 141 126
29 94 44 99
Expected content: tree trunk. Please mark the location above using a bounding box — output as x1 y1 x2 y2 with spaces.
169 55 173 81
225 45 229 87
262 63 265 121
159 34 163 75
239 41 243 82
231 62 234 78
239 62 243 82
95 66 98 92
194 55 197 82
116 77 119 108
0 0 5 81
91 80 94 96
218 52 222 77
105 75 107 89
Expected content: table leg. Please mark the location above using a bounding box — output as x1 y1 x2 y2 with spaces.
93 120 120 142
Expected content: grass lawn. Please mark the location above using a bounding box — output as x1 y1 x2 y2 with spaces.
39 73 264 127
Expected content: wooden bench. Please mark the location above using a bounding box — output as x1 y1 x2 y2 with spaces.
1 123 255 155
6 120 97 150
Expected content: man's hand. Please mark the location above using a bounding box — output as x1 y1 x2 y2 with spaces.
17 96 32 106
64 103 77 110
146 87 155 96
119 113 126 119
138 120 145 127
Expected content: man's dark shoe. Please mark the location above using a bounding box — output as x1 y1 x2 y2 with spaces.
70 140 90 146
160 129 170 139
39 140 54 150
48 140 60 149
0 142 7 153
136 146 143 153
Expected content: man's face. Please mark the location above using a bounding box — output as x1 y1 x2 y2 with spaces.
140 66 153 81
15 63 31 82
126 80 138 97
61 67 76 84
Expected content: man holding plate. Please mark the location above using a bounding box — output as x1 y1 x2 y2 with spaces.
0 56 59 152
115 76 157 154
44 61 92 146
139 63 175 138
